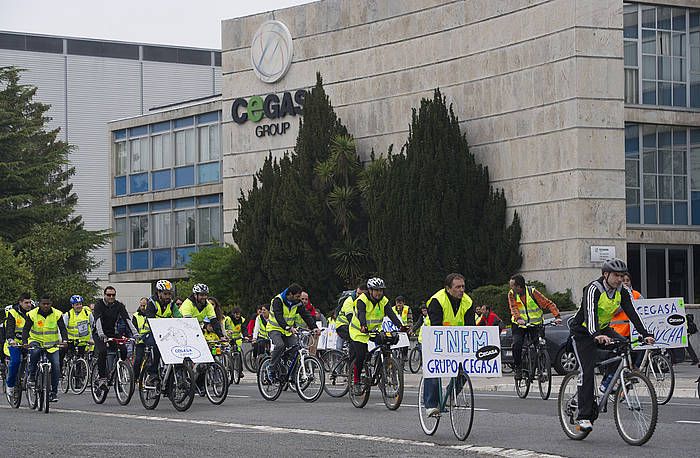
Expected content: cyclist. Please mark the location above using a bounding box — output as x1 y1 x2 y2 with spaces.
141 280 180 381
570 258 655 432
349 277 406 395
131 297 151 380
252 305 270 358
223 306 247 379
508 274 562 378
93 286 138 386
394 296 412 365
412 303 430 344
335 283 367 360
61 295 92 364
266 283 319 381
4 293 33 398
179 284 225 340
423 273 474 417
23 296 68 402
203 317 220 342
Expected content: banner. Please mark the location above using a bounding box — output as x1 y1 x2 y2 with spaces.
148 318 214 364
421 326 501 378
366 317 409 350
630 297 688 350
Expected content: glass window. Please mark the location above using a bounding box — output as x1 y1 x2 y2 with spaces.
624 5 638 39
152 133 172 169
130 137 149 173
175 209 195 245
130 251 149 270
115 253 127 272
152 212 171 248
114 176 127 196
130 215 148 249
175 166 195 188
198 162 220 184
114 141 127 176
198 206 221 245
175 247 197 267
129 172 148 194
175 129 195 165
114 218 127 251
152 249 172 269
152 170 171 191
198 125 221 162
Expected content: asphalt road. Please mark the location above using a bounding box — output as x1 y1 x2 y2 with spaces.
2 371 698 458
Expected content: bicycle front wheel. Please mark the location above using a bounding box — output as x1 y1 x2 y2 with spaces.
538 350 552 400
60 360 70 394
348 363 370 408
409 346 422 374
114 360 135 405
42 366 50 413
168 364 195 412
417 377 439 435
243 348 256 373
613 369 658 446
644 353 674 405
379 355 404 410
557 371 590 441
138 366 161 410
205 361 229 405
257 357 283 401
232 352 242 385
515 349 531 399
295 355 325 403
323 353 350 398
449 372 474 441
90 361 108 404
26 372 38 410
70 358 89 394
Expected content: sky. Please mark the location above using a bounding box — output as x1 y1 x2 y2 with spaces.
0 0 316 49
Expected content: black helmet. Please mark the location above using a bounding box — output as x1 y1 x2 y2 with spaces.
602 258 627 273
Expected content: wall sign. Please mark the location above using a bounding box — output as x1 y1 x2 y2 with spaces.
590 246 616 263
251 20 294 84
231 89 306 137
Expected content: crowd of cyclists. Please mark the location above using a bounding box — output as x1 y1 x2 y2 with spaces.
0 258 673 444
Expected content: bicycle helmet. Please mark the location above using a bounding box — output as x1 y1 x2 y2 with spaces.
70 295 84 305
156 279 173 292
192 283 209 294
602 258 628 273
367 277 386 290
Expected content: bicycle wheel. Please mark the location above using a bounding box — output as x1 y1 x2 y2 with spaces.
205 361 229 405
613 369 658 446
114 359 135 405
295 355 325 403
409 346 422 374
168 364 195 412
138 366 161 410
538 350 552 400
60 360 70 394
557 371 590 441
232 352 242 385
42 366 50 414
320 349 343 372
348 363 371 408
515 349 531 399
323 354 350 398
26 370 38 410
644 353 674 405
379 355 403 410
257 357 283 401
90 361 108 404
243 347 256 373
70 358 89 395
449 371 474 441
417 377 440 435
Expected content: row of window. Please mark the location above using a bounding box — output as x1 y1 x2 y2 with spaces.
625 123 700 225
623 3 700 108
113 196 222 272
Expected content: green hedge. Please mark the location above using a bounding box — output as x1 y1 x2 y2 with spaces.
469 281 577 325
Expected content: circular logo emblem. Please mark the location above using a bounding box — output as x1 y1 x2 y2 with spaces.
250 20 293 84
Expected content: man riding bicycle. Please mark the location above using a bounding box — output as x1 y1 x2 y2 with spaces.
179 283 225 338
349 277 406 395
423 273 474 417
570 258 655 432
61 295 92 363
140 280 179 381
93 286 138 386
266 283 319 381
334 282 367 360
4 293 34 398
508 274 562 378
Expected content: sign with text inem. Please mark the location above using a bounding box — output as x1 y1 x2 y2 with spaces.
421 326 502 379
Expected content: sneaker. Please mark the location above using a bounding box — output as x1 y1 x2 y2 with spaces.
27 379 36 390
98 378 108 388
352 383 364 396
266 367 276 383
6 386 15 397
514 368 522 380
426 407 440 417
239 372 244 379
576 419 593 432
49 392 58 403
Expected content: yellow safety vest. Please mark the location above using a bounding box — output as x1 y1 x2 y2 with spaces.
226 315 245 341
133 313 150 335
151 298 173 318
349 293 388 344
335 295 355 327
510 287 543 327
395 306 409 325
66 308 91 343
267 294 300 337
4 307 28 356
428 289 473 326
256 315 269 339
418 315 431 343
179 298 215 323
27 307 63 353
583 281 620 331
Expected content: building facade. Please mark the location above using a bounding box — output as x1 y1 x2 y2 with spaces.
214 0 699 302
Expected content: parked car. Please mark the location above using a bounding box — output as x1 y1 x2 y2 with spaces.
499 313 578 375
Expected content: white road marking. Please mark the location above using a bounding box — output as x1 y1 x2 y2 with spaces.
226 394 250 398
676 420 700 425
76 442 154 447
2 406 562 457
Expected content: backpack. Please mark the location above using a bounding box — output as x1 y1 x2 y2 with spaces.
688 314 698 335
334 290 356 316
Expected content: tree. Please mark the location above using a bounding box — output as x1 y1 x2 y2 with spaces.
0 67 109 307
0 238 34 306
365 89 522 302
183 244 243 311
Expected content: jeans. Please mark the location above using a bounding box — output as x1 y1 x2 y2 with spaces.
6 345 23 388
269 331 298 370
423 373 467 409
28 345 61 395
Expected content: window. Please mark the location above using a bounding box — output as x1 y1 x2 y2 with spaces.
130 137 150 172
114 218 127 252
152 212 171 248
198 124 220 162
129 173 148 194
114 141 127 176
198 206 221 245
114 176 127 196
152 133 172 169
175 129 195 165
152 170 171 190
130 215 149 249
198 162 220 184
175 166 195 187
175 209 196 246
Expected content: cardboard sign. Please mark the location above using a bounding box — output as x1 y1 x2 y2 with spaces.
421 326 502 378
630 297 688 350
148 318 214 364
317 323 339 351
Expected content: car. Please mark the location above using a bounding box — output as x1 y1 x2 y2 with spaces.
499 313 578 375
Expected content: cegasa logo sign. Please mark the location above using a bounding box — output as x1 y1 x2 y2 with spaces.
251 20 293 84
231 90 306 137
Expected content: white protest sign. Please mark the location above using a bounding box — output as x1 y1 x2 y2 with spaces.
317 323 339 351
630 297 688 349
148 318 214 364
366 317 409 350
421 326 502 378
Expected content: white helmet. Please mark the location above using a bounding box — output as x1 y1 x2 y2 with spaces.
192 283 209 294
367 277 386 290
156 280 173 292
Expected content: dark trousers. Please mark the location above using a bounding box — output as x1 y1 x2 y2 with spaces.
336 326 354 360
28 345 60 395
423 373 467 409
512 326 541 367
253 339 270 357
59 342 86 370
572 327 622 421
269 331 297 369
93 336 127 378
351 340 369 382
686 339 699 363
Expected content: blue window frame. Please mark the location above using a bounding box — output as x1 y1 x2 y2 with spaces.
129 172 148 194
197 195 220 205
151 200 171 212
113 206 127 217
130 251 149 270
115 253 127 272
198 162 220 184
151 121 170 134
196 111 219 124
114 130 126 140
114 176 127 196
152 169 171 191
128 203 148 214
175 166 195 188
128 125 148 137
175 247 197 267
174 197 195 209
174 117 194 129
152 249 172 269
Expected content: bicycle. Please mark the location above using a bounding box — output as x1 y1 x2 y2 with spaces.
558 338 658 446
194 350 229 405
636 347 674 405
408 343 422 374
27 343 63 414
4 343 29 409
348 331 404 410
89 337 135 405
257 329 325 402
228 338 245 385
514 322 553 400
137 344 196 411
321 341 351 398
417 363 474 441
59 340 90 395
245 338 270 374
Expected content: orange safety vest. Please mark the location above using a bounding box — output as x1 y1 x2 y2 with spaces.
610 290 641 337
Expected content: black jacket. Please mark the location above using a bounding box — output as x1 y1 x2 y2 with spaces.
92 299 137 338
